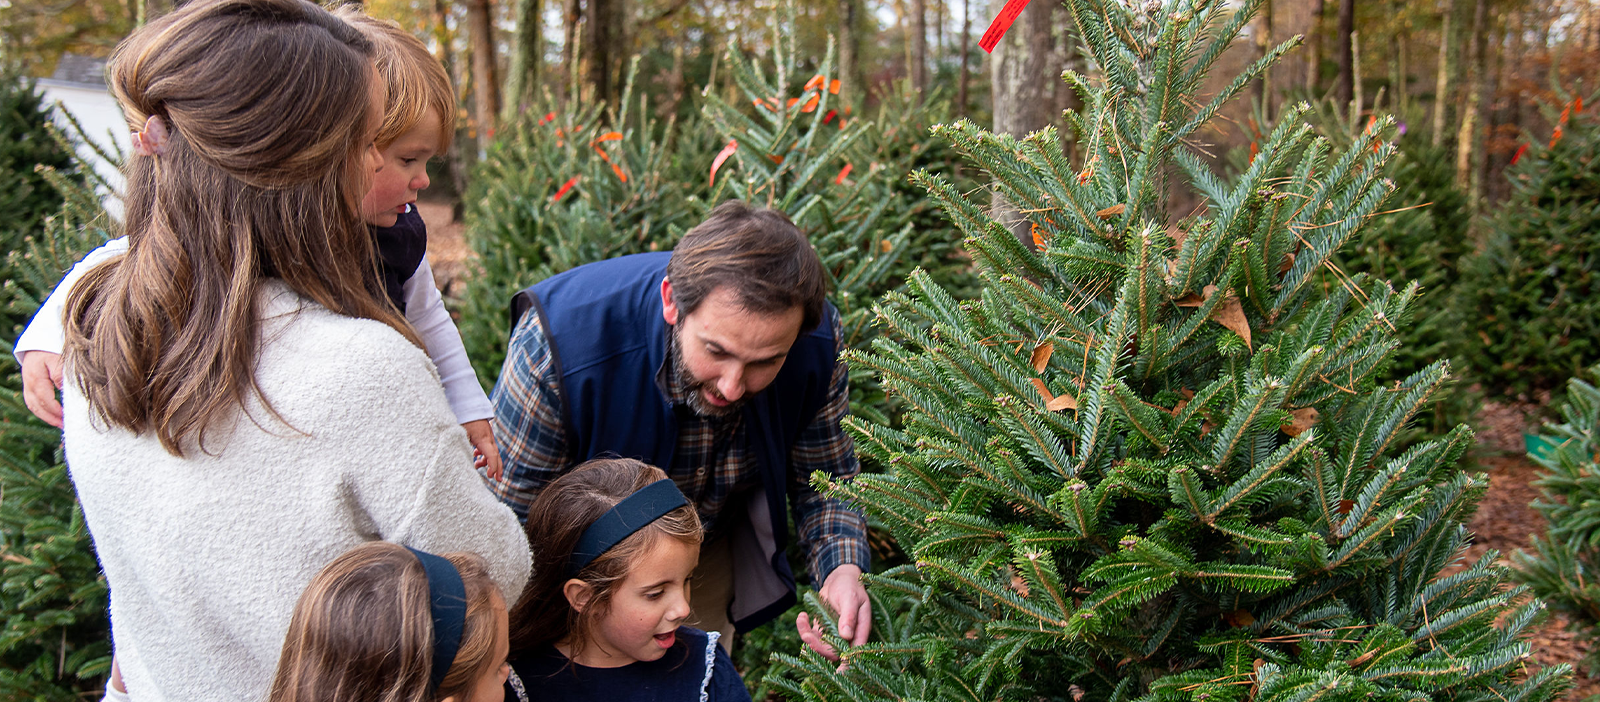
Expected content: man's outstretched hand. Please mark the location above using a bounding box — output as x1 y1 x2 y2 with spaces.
796 563 870 664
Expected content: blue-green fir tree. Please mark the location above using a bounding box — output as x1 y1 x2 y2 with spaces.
1513 365 1600 675
767 1 1572 701
0 104 115 699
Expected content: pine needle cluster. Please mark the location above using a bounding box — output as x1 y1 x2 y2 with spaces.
768 1 1570 701
0 91 114 700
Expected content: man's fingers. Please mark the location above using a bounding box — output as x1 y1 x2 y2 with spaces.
852 598 872 646
795 613 839 661
835 599 855 640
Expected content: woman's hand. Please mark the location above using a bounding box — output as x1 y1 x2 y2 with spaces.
463 419 504 481
21 351 65 428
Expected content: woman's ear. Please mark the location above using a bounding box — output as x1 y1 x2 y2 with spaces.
562 578 594 613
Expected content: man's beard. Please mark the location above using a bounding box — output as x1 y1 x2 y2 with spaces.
671 324 745 418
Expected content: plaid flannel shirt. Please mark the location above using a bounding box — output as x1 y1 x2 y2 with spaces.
489 310 869 582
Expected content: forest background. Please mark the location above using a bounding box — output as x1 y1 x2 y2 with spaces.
8 0 1600 224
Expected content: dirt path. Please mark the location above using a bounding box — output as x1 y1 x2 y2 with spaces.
414 198 469 296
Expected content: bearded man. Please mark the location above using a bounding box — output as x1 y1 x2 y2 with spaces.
488 200 869 657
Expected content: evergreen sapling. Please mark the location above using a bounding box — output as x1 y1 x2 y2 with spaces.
768 1 1572 701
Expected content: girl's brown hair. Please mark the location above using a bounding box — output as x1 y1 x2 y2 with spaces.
333 8 456 152
507 458 702 658
268 542 505 702
64 0 419 456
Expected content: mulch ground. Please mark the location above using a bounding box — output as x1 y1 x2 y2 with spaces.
1468 401 1598 699
416 206 1597 696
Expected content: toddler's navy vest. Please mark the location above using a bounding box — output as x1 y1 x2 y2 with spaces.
510 252 837 631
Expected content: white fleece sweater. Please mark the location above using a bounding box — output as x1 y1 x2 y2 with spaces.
62 280 531 702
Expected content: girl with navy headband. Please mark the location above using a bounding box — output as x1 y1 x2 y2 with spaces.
504 458 752 702
268 542 511 702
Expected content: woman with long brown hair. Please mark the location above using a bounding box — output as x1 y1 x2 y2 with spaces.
58 1 529 699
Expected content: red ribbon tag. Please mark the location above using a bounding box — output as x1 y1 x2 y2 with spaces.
980 0 1034 53
710 140 738 187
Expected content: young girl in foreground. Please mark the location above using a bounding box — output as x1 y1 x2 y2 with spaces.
505 458 752 702
269 543 509 702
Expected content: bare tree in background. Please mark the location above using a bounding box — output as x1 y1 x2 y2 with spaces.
466 0 500 139
1305 0 1324 90
990 0 1060 246
1335 0 1355 106
912 0 928 95
838 0 860 103
1431 0 1457 147
958 0 970 115
504 0 542 122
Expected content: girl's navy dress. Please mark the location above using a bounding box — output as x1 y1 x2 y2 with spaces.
502 627 751 702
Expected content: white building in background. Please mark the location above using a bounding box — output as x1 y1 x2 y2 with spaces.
38 54 128 218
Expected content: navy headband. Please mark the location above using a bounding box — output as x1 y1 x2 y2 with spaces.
406 547 466 694
567 479 689 577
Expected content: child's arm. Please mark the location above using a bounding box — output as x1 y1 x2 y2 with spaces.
17 237 130 427
401 258 502 479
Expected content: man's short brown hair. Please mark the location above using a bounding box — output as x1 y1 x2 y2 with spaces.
665 200 828 333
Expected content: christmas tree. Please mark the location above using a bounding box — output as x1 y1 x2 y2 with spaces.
1456 90 1600 400
0 101 114 700
0 63 79 318
1513 365 1600 674
768 1 1570 700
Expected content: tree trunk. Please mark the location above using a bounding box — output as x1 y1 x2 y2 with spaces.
912 0 928 95
503 0 542 122
434 0 470 197
1388 0 1405 116
466 0 500 141
586 0 617 108
1334 0 1355 107
958 0 970 115
1305 0 1325 91
1454 0 1488 202
562 0 581 106
1431 0 1456 147
990 0 1058 246
838 0 859 103
1253 0 1273 120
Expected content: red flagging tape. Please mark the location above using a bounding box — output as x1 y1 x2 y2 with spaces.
979 0 1034 53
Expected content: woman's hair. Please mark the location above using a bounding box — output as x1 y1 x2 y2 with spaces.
333 7 455 152
268 542 504 702
507 458 702 658
64 0 419 456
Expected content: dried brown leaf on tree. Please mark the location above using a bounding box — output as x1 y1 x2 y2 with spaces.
1031 341 1054 373
1281 408 1320 437
1030 378 1078 411
1212 295 1252 349
1010 571 1031 597
1096 203 1126 219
